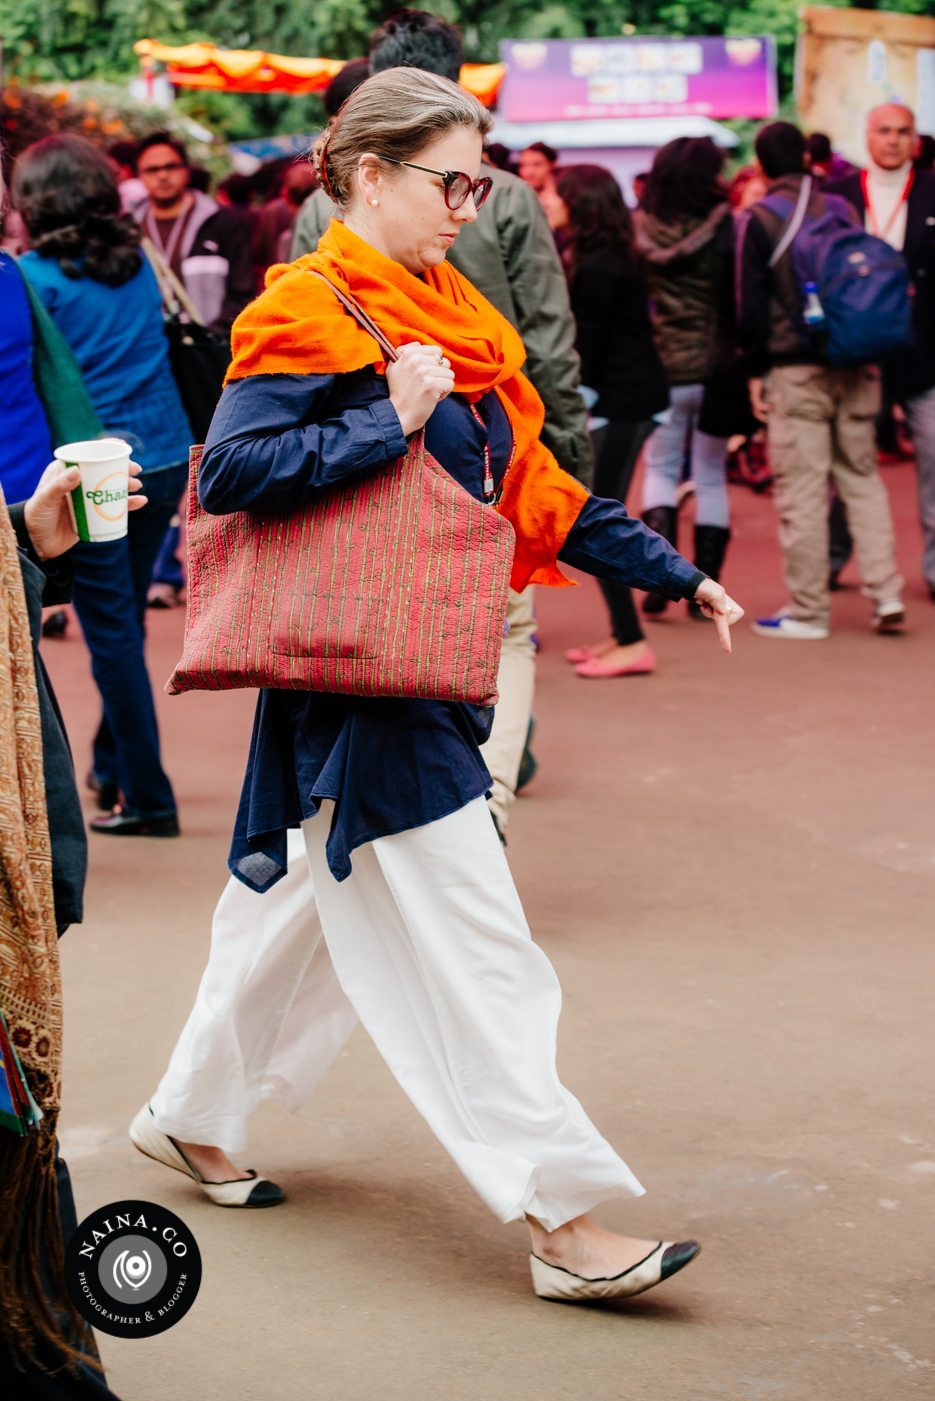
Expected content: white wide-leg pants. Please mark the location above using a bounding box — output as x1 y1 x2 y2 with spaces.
150 826 357 1153
150 799 643 1229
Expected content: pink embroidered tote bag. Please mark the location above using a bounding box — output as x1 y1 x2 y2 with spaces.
167 274 515 706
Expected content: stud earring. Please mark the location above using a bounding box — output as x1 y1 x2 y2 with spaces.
370 199 379 207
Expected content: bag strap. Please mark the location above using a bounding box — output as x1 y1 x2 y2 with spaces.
22 271 105 443
142 235 206 327
303 268 399 364
769 174 813 269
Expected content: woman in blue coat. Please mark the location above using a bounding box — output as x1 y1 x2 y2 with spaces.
15 135 192 836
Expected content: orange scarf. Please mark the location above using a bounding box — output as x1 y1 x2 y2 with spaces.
227 220 589 589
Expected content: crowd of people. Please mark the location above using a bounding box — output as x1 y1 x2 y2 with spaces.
1 92 930 817
1 5 934 1395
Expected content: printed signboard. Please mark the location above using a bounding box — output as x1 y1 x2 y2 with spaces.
499 36 777 123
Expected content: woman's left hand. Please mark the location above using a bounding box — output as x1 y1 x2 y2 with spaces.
693 578 744 653
24 460 147 561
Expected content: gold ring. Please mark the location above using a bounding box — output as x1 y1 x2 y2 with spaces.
436 353 445 366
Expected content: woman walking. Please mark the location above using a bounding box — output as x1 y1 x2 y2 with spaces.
635 137 737 615
15 136 191 835
557 164 669 678
130 70 743 1303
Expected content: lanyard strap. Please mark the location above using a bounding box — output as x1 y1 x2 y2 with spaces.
468 403 495 503
861 167 915 241
144 196 193 272
141 236 205 326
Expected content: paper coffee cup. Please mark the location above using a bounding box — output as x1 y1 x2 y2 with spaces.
54 439 132 543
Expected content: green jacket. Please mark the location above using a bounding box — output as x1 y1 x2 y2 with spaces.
291 167 593 486
635 204 733 387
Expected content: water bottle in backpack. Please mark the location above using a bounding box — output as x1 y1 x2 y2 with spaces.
802 281 826 332
764 176 912 366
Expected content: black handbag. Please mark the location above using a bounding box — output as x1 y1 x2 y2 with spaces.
142 237 230 441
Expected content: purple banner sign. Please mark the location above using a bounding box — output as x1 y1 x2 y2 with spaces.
499 36 777 122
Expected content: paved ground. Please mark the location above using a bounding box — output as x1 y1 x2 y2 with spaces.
44 458 934 1401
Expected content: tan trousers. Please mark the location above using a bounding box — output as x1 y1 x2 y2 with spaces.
482 587 536 834
767 364 902 623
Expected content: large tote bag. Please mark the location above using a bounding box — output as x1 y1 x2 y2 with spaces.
167 275 515 706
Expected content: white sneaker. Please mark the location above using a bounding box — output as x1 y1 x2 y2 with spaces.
752 609 830 640
872 599 905 632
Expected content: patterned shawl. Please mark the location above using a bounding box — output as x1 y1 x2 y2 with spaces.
0 497 61 1107
0 492 91 1370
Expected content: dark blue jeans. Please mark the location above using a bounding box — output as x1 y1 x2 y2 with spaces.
152 518 185 588
70 463 187 817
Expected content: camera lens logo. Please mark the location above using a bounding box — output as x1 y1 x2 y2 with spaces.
65 1200 201 1339
100 1235 165 1304
114 1248 152 1289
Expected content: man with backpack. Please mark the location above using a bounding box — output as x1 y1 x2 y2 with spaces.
739 121 906 639
827 104 935 604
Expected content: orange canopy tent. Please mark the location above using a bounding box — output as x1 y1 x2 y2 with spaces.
134 40 505 106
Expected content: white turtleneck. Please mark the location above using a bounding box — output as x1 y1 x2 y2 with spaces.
864 161 912 250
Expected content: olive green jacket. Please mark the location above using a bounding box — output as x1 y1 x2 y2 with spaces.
291 167 593 486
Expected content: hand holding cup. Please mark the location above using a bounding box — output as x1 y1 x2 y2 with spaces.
25 456 146 561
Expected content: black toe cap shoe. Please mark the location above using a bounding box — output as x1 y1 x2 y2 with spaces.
246 1180 286 1207
660 1241 701 1281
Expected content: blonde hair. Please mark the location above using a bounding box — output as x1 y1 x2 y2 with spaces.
311 68 492 210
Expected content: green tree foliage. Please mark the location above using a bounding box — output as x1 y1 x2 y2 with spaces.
1 0 931 136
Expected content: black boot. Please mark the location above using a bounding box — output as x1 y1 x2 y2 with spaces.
642 506 678 615
688 525 731 619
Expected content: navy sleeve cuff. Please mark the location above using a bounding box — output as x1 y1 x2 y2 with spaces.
671 563 707 600
367 396 408 460
558 494 705 599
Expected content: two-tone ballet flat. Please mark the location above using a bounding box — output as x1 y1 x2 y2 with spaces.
129 1104 285 1208
530 1239 700 1303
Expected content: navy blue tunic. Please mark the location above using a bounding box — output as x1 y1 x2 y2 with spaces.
199 370 703 889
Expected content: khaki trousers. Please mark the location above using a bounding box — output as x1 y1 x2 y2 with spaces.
483 586 537 834
767 364 902 623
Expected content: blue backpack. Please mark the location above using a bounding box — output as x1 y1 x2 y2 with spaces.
761 175 912 366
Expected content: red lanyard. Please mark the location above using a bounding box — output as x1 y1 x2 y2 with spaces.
471 403 501 507
468 403 518 507
861 167 914 241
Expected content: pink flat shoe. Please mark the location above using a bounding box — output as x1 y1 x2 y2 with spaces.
565 644 599 663
574 648 656 679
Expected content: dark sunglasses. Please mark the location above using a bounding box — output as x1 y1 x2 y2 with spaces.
377 155 493 211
